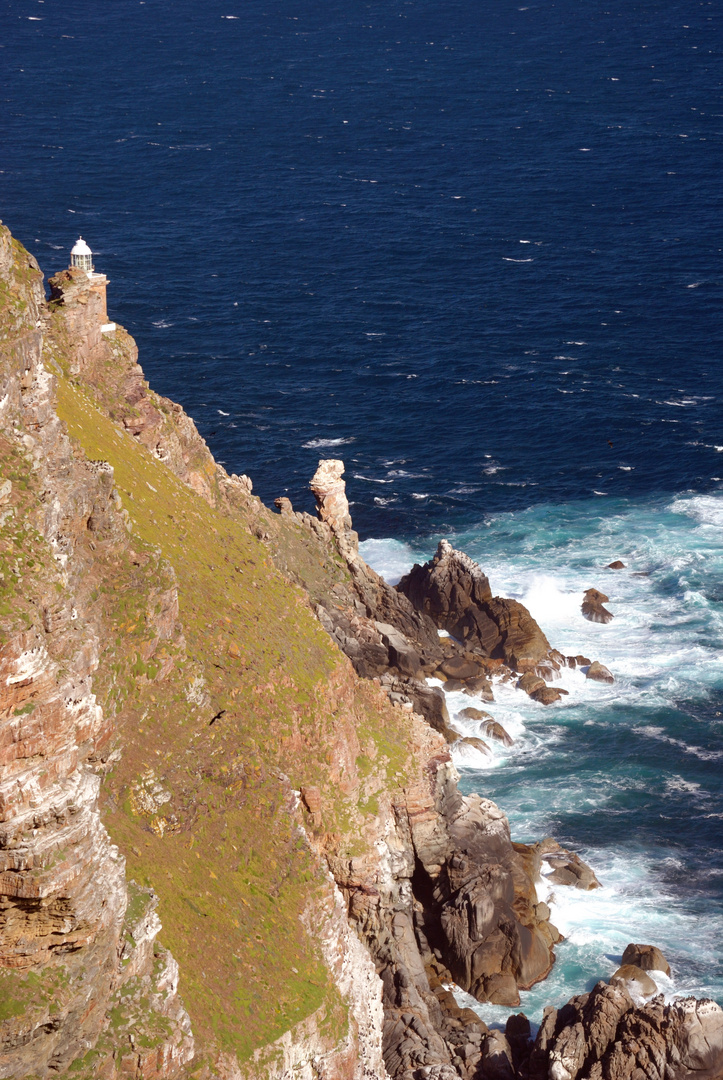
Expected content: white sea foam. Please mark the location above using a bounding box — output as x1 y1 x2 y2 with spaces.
302 436 355 448
361 491 723 1011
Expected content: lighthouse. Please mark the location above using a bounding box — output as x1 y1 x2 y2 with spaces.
69 237 115 333
70 236 94 274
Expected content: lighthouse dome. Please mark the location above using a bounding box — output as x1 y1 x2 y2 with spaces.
70 237 94 273
71 237 92 256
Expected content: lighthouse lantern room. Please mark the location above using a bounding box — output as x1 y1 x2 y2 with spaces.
70 237 94 274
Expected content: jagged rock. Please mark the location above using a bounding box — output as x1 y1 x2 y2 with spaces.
513 838 600 892
505 1013 533 1074
543 842 600 890
424 795 556 1007
610 963 658 998
463 674 495 700
621 942 671 976
398 541 551 666
309 458 352 532
399 539 493 624
586 660 615 684
608 560 626 569
274 495 294 515
582 587 614 624
375 621 423 678
481 1029 515 1079
528 981 723 1080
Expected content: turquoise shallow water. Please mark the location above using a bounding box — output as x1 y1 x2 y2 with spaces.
361 488 723 1025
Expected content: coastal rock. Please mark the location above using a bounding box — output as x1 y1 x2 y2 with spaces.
582 587 614 624
480 1029 516 1079
610 963 658 998
530 686 562 705
621 942 671 976
463 674 496 700
438 654 485 681
458 706 490 723
517 673 546 696
608 560 626 569
422 794 557 1007
379 674 457 742
457 735 492 757
513 838 600 892
398 538 493 623
375 620 424 678
274 495 294 515
481 719 514 746
527 982 723 1080
309 458 359 557
586 660 615 684
397 541 551 666
543 844 600 890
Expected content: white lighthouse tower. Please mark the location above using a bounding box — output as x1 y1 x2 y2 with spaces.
69 237 115 333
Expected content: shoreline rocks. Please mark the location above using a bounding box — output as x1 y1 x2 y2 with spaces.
586 659 615 683
582 586 614 623
622 942 671 976
398 540 551 667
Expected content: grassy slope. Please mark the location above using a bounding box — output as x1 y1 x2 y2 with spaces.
51 360 415 1068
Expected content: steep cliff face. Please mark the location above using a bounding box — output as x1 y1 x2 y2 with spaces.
2 226 721 1080
0 227 193 1078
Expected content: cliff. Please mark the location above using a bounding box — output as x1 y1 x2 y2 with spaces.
1 225 721 1080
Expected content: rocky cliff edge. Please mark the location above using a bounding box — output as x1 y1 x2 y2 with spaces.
1 226 721 1080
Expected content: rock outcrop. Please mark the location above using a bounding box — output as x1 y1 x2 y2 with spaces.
582 587 614 624
398 541 551 667
622 942 671 976
610 963 659 998
586 660 615 684
528 982 723 1080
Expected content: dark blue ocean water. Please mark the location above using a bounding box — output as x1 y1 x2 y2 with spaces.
2 0 722 537
3 0 723 1022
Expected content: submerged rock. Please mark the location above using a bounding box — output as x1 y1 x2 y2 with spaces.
457 735 492 757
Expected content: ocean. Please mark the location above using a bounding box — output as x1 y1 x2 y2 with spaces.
2 0 722 1024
